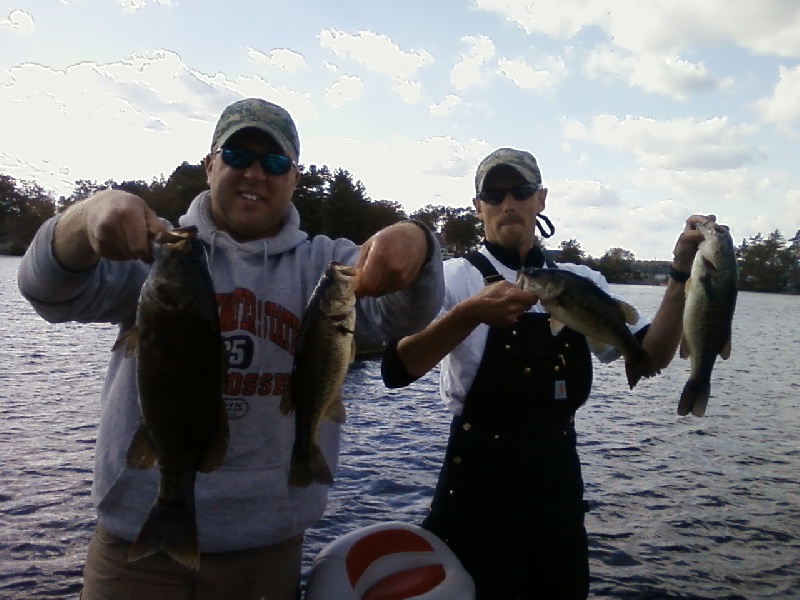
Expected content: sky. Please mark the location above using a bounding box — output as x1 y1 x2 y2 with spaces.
1 0 799 260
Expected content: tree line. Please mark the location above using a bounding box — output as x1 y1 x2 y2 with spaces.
1 162 798 293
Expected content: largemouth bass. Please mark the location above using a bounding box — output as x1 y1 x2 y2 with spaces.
116 226 228 570
280 261 358 488
517 267 660 389
678 221 738 417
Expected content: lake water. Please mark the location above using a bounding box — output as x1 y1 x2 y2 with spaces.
1 255 798 599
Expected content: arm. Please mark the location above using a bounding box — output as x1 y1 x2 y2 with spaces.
18 189 167 324
642 214 712 368
391 281 537 381
53 189 166 271
351 220 446 341
354 220 435 298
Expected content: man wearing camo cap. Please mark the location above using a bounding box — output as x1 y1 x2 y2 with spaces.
18 97 444 599
382 147 713 598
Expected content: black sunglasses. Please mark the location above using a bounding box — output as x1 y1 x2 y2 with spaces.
216 147 295 176
478 183 541 205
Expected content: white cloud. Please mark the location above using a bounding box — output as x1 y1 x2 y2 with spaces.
497 55 567 92
318 29 433 80
564 114 762 171
248 48 308 72
392 79 423 105
117 0 172 13
304 135 489 212
450 35 496 90
0 50 317 194
585 47 732 100
430 94 464 117
754 65 800 125
0 10 35 33
542 180 693 260
325 75 364 108
473 0 800 58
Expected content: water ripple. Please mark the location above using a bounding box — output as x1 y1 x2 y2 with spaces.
2 259 799 598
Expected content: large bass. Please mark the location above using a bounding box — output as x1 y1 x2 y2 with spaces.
678 221 738 417
116 226 229 570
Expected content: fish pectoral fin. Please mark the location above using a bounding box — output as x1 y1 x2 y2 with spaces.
720 336 732 360
349 338 356 364
198 401 230 473
126 421 158 469
617 300 640 325
324 397 347 424
112 326 139 357
679 335 690 359
586 336 612 356
279 390 295 416
548 317 565 336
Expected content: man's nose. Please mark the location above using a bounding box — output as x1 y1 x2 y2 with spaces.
243 160 267 180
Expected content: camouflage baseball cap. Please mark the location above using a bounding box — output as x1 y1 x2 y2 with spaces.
475 148 542 192
211 98 300 160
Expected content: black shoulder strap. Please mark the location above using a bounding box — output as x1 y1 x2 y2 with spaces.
464 251 505 285
466 248 558 285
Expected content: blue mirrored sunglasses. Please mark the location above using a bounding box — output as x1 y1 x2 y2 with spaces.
478 183 541 205
216 147 295 176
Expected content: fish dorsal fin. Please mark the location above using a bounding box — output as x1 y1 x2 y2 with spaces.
126 420 158 469
325 397 347 424
617 300 640 325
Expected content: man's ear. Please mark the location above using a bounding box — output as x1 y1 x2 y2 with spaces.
538 187 548 212
203 153 214 184
473 196 484 221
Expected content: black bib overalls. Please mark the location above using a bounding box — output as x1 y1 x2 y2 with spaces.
422 253 592 599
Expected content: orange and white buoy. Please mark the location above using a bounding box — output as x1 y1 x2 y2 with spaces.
304 521 475 600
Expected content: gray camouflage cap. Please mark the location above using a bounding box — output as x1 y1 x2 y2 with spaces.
475 147 542 192
211 98 300 160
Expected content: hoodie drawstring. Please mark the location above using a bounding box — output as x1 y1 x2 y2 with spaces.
257 240 270 382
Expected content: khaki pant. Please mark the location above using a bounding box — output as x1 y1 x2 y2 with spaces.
80 528 302 600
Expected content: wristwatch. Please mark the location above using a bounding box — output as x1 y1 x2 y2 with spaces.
669 265 690 283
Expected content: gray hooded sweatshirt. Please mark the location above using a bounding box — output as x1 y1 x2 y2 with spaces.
17 191 444 552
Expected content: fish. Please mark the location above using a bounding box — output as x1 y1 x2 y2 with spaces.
114 226 229 570
517 267 660 389
280 261 359 488
678 221 738 417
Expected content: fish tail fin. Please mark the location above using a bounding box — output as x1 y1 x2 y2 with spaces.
288 445 333 488
678 379 710 417
625 351 661 390
128 500 199 570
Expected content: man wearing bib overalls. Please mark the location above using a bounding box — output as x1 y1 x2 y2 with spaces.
382 148 711 599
